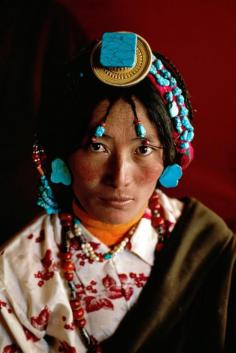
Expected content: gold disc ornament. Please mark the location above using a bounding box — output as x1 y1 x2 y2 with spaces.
90 33 153 87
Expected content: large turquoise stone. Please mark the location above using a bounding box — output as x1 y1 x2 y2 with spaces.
100 32 137 68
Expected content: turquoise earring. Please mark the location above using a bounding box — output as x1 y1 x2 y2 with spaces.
159 164 183 188
50 158 72 186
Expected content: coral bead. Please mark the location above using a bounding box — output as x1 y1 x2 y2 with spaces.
78 318 86 328
60 213 73 226
64 272 74 281
70 300 81 309
62 261 75 272
152 217 163 228
61 252 72 260
149 196 160 210
73 308 84 320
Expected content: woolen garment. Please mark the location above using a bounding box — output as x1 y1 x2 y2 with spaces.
101 198 236 353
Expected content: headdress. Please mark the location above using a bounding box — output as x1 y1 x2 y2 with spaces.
90 32 194 187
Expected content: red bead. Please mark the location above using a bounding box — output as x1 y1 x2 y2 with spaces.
60 213 73 221
152 217 163 228
64 272 74 281
73 308 84 320
149 196 160 210
78 318 86 328
70 299 81 309
62 261 75 272
59 213 73 226
60 252 72 260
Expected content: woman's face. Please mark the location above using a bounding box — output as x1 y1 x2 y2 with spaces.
69 97 164 224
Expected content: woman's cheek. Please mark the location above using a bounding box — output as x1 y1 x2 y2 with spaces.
71 158 102 184
137 163 164 184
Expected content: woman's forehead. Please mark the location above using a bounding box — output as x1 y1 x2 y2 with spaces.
89 97 148 124
87 97 160 141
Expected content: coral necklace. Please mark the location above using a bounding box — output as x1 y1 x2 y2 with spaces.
59 191 171 353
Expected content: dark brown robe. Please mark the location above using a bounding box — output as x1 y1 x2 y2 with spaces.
101 198 236 353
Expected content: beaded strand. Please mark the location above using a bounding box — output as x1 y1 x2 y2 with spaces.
59 213 102 353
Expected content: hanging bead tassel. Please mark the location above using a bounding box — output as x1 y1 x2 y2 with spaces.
37 176 60 214
32 142 60 214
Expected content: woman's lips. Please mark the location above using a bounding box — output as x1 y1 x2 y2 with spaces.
99 197 134 209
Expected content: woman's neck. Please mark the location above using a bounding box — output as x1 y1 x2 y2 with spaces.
72 200 147 246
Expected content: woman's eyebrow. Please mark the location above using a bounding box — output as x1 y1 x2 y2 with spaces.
92 134 160 142
131 134 160 142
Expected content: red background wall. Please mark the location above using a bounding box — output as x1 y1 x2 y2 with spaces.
0 0 235 243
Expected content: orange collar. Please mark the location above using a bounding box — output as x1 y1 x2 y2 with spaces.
72 201 147 246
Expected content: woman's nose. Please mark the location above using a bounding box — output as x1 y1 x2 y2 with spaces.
104 153 132 188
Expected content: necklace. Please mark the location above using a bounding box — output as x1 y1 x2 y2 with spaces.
59 191 171 353
73 219 135 262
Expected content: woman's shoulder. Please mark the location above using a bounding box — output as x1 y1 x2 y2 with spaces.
173 195 235 250
0 213 62 269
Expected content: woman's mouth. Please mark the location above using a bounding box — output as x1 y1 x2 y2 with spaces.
99 197 134 209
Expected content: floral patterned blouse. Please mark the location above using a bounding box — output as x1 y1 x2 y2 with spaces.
0 190 182 353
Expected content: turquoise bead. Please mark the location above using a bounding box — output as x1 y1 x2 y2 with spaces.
173 87 182 96
149 65 157 75
170 78 177 87
165 92 173 102
157 74 170 86
187 131 194 142
104 253 112 260
177 95 185 104
180 107 189 117
180 130 188 141
180 142 189 149
161 69 171 78
95 125 105 137
154 59 163 70
135 124 146 138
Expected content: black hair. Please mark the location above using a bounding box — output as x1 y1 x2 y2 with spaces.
37 42 193 168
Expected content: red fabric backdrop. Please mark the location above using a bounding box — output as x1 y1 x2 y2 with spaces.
0 0 235 242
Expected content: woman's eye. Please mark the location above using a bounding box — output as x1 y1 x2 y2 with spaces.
136 145 153 156
89 142 106 153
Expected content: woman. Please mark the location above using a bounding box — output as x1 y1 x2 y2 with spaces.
0 32 235 353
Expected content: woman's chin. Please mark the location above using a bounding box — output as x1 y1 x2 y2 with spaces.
91 208 136 225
